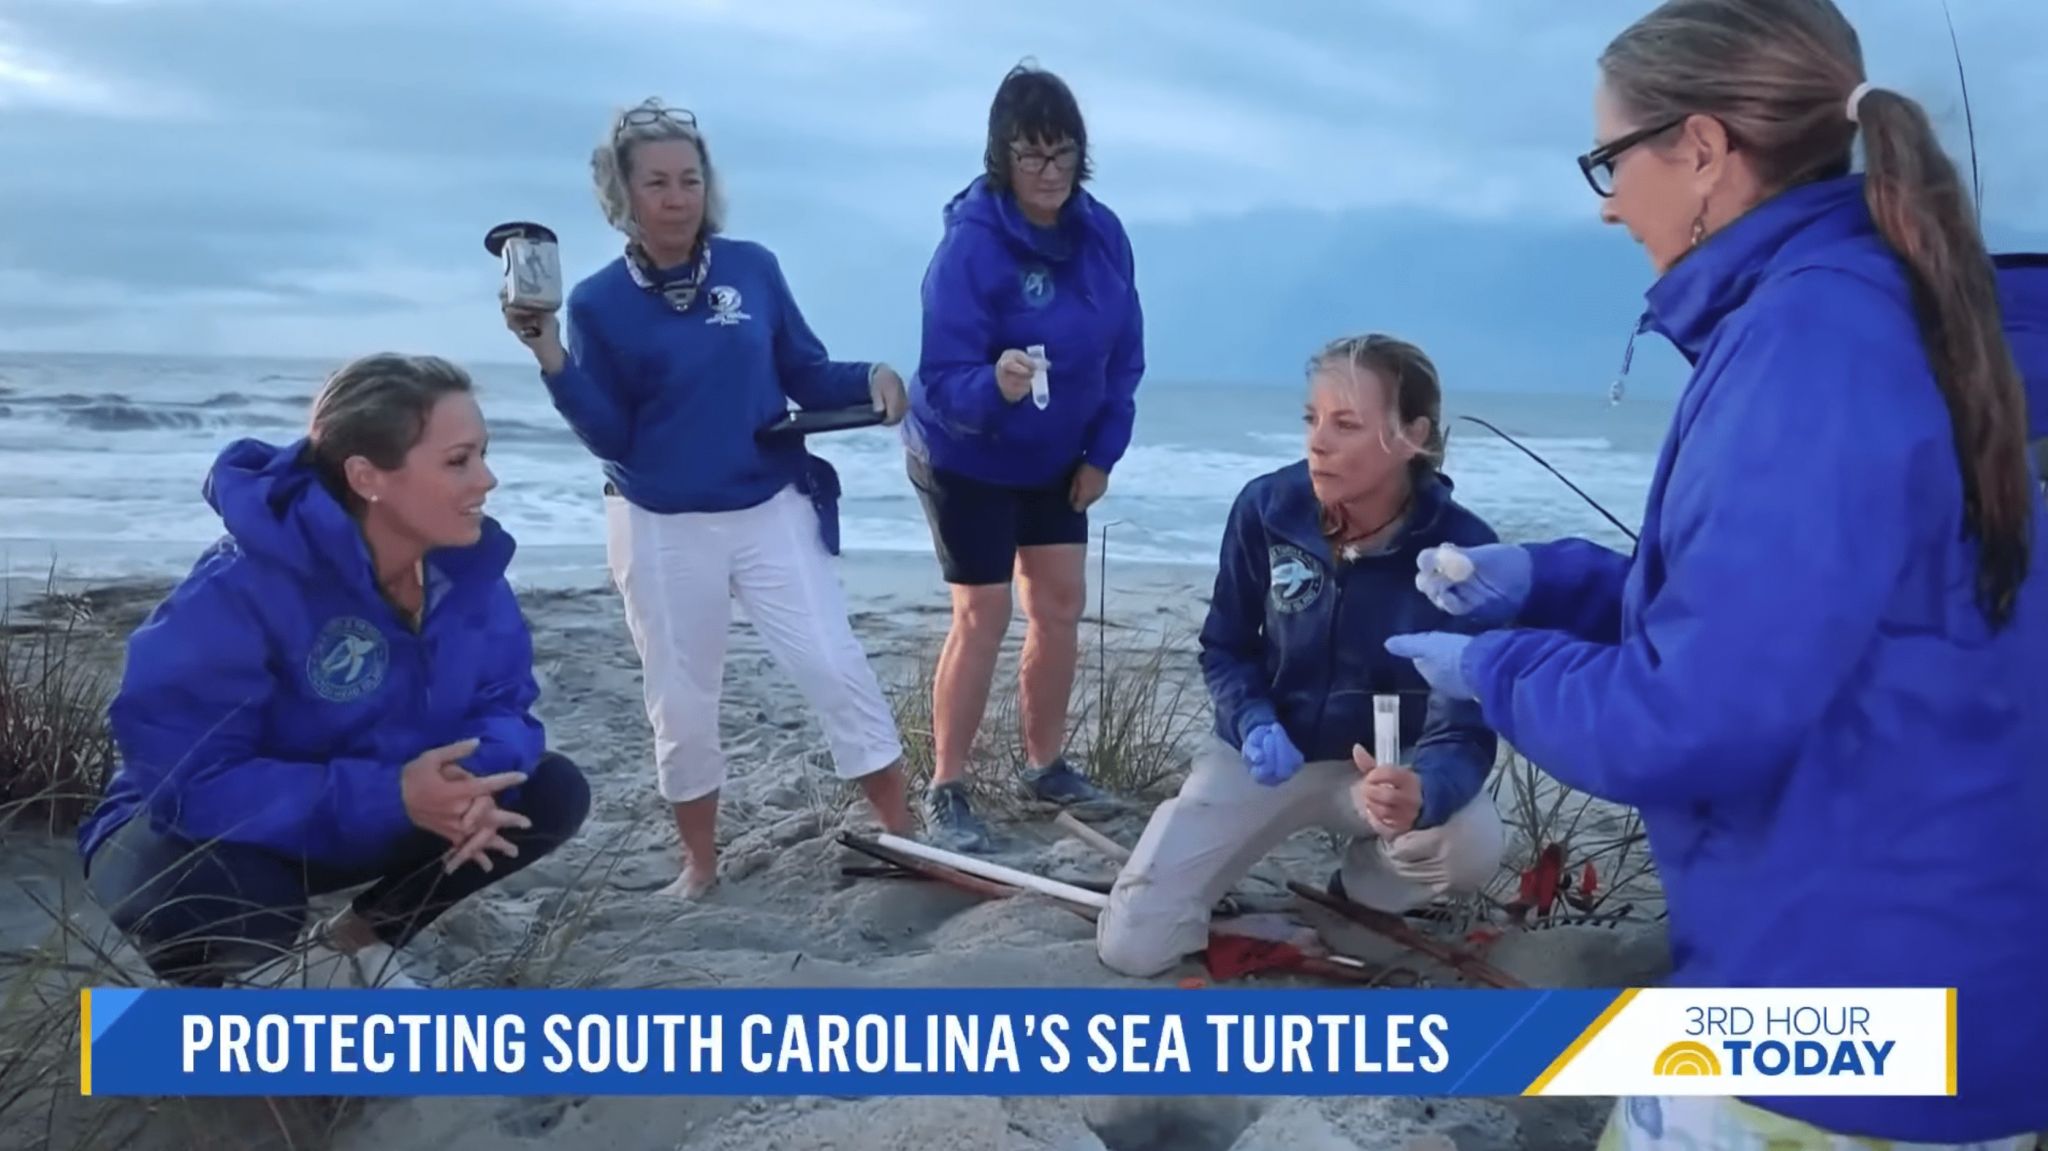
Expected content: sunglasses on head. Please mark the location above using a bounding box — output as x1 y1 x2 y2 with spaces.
1577 115 1687 197
617 104 698 136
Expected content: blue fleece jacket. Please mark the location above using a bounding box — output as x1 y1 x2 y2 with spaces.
76 439 547 872
1461 176 2048 1143
542 237 872 537
903 176 1145 488
1994 253 2048 443
1201 464 1499 830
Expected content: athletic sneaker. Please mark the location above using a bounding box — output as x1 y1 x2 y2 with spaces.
1020 758 1111 807
924 781 992 854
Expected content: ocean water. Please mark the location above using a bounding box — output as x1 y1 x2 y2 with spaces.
0 351 1673 590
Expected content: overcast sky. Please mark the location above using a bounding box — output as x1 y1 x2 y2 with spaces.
2 0 2043 389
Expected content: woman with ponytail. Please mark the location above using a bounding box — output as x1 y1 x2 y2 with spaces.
1381 1 2048 1145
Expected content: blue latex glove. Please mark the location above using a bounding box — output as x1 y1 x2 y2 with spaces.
1415 543 1532 628
1241 722 1306 787
1384 633 1477 701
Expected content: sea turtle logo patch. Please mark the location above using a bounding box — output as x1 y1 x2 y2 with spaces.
1267 544 1325 614
704 285 751 326
306 616 388 703
1020 266 1054 309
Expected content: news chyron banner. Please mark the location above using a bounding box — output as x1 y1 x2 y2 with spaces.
79 987 1953 1098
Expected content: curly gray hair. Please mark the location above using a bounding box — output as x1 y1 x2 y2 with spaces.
590 97 727 240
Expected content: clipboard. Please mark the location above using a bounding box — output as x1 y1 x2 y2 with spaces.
756 406 887 442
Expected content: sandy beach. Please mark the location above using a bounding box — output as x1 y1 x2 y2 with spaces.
0 548 1669 1151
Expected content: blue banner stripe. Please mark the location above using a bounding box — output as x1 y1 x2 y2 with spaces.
1446 988 1556 1094
90 988 145 1045
86 987 1622 1098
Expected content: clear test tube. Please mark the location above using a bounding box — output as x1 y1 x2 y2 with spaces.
1373 694 1403 768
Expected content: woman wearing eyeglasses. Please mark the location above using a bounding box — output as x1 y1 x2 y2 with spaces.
901 62 1147 852
502 98 915 900
1381 1 2048 1147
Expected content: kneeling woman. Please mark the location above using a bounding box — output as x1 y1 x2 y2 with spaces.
1097 334 1504 978
76 353 592 988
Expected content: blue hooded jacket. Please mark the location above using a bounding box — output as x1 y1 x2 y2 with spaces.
1993 253 2048 462
1202 463 1499 830
76 438 547 872
1461 176 2048 1142
903 176 1145 489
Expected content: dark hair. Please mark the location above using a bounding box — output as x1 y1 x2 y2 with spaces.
983 61 1092 190
1602 0 2032 627
1307 333 1446 479
307 353 474 512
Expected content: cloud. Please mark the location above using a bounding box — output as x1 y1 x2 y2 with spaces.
0 0 2043 370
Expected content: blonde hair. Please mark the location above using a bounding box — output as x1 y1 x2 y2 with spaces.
307 353 473 512
1602 0 2030 626
590 97 727 241
1306 333 1445 477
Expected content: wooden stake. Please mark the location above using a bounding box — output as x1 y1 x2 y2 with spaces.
1289 880 1525 989
1055 811 1131 862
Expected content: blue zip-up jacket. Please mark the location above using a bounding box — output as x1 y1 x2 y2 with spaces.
76 438 547 872
1994 254 2048 466
1461 176 2048 1143
542 237 872 542
903 176 1145 488
1202 463 1499 830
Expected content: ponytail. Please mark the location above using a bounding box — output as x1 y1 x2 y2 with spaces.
1859 89 2033 627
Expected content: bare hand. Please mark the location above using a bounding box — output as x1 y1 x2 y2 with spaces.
994 349 1035 403
869 364 908 426
1350 744 1422 836
500 291 566 375
398 739 526 845
441 762 531 873
1069 462 1109 512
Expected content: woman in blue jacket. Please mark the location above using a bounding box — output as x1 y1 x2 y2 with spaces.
1384 1 2048 1145
77 353 592 989
903 62 1147 851
503 99 915 898
1096 334 1503 978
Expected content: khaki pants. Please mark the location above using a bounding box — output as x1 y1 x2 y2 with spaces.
1096 734 1505 978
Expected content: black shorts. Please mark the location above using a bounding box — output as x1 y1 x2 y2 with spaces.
907 454 1089 586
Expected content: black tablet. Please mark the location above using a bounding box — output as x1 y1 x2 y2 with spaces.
757 406 887 441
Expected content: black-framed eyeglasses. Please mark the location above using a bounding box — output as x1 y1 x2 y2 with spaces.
1011 143 1078 176
1577 116 1685 197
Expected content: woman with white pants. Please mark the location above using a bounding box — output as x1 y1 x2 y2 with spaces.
504 97 913 898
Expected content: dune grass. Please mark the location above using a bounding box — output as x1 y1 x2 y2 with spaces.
0 571 116 837
878 622 1208 822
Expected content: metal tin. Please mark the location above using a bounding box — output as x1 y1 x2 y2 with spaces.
484 221 562 313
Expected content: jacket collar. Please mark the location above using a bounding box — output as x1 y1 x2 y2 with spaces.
1267 461 1457 562
1642 174 1875 362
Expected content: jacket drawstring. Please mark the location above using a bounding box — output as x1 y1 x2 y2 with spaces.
1610 312 1651 406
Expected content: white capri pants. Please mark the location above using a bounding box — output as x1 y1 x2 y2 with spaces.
605 484 904 803
1096 734 1505 978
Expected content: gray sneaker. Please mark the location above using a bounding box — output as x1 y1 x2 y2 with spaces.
923 781 992 854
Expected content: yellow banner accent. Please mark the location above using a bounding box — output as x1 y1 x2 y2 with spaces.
1523 987 1639 1095
79 989 92 1097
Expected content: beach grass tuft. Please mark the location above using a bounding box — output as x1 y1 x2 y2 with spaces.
0 569 117 837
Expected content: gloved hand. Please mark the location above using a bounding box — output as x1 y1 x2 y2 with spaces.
1384 633 1477 701
1241 722 1306 787
1415 543 1532 628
